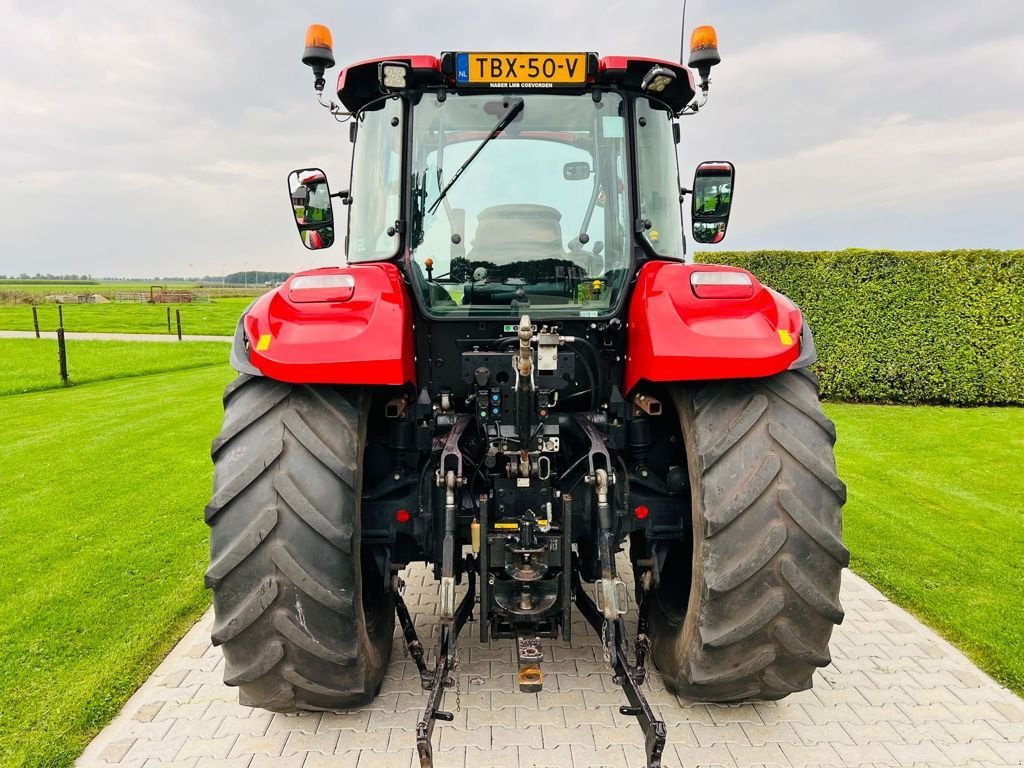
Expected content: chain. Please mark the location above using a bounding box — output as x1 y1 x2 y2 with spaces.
453 649 462 712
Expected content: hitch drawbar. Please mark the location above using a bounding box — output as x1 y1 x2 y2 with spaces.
393 556 668 768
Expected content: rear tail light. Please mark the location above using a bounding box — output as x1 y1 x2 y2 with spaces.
288 273 356 303
690 271 754 299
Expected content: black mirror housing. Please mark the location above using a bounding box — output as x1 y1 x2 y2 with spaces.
288 168 336 250
691 161 734 244
562 161 592 181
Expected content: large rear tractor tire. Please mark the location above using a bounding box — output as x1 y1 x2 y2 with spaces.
649 368 848 701
205 375 394 712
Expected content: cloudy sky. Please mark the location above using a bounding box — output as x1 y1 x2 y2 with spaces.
0 0 1021 278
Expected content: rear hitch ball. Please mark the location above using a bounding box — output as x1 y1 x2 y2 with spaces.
302 24 336 92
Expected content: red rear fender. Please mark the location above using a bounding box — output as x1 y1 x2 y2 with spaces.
241 264 416 387
625 262 804 392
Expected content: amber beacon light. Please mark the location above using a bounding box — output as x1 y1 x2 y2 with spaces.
688 25 721 88
302 24 336 92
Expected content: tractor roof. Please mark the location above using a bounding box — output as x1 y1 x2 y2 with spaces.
335 54 696 114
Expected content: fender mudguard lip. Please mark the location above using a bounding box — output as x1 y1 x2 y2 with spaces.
229 298 262 377
788 318 819 370
624 261 806 392
234 263 416 387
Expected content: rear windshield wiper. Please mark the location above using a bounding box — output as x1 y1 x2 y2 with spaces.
428 98 524 215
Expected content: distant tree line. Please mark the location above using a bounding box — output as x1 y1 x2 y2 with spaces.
0 272 293 284
0 273 95 281
223 271 292 285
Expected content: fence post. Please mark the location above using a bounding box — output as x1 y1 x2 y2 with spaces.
57 328 69 386
32 306 40 338
176 309 182 341
58 304 64 330
167 306 171 333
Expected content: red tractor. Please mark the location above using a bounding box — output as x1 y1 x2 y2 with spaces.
207 23 846 768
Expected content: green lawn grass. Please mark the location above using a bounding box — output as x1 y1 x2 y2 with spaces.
0 298 250 336
826 403 1024 695
0 375 1020 768
0 366 234 768
0 339 230 396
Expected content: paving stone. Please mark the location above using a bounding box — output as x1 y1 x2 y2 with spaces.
491 725 543 749
729 741 792 767
97 739 136 764
708 704 764 726
884 741 951 765
280 730 339 755
177 735 237 760
333 730 389 752
133 704 164 723
167 718 225 740
674 743 738 767
75 570 1024 768
215 715 272 738
124 736 188 762
741 723 800 747
515 707 565 728
832 742 900 766
780 741 844 766
464 746 521 768
192 758 252 768
842 721 905 746
303 753 359 768
986 737 1024 763
540 725 595 749
227 733 288 758
693 723 751 747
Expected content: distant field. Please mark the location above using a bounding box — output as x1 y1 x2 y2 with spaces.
0 280 267 295
0 339 230 396
0 365 233 768
0 298 250 336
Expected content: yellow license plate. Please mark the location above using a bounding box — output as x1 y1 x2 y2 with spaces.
456 52 587 85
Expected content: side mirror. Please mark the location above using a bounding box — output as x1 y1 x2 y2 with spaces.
288 168 336 250
563 161 592 181
691 161 734 244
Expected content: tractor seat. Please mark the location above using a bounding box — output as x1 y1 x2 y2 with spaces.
469 204 566 266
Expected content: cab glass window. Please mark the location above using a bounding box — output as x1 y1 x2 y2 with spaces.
635 98 684 259
347 96 403 262
409 93 630 317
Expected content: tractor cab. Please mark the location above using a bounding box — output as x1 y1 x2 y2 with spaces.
289 36 735 324
208 23 845 768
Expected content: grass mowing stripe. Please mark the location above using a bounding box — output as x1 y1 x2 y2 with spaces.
0 365 235 768
0 339 230 396
826 402 1024 696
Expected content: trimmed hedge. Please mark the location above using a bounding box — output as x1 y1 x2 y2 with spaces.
696 250 1024 405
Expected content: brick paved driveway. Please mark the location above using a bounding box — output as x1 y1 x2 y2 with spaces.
77 566 1024 768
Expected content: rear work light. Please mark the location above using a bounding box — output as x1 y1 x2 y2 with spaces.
288 273 356 303
690 270 754 299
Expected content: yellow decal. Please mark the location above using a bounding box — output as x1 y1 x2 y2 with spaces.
777 329 794 346
494 521 548 530
256 334 272 351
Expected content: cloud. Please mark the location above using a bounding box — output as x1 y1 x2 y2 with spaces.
0 0 1022 277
